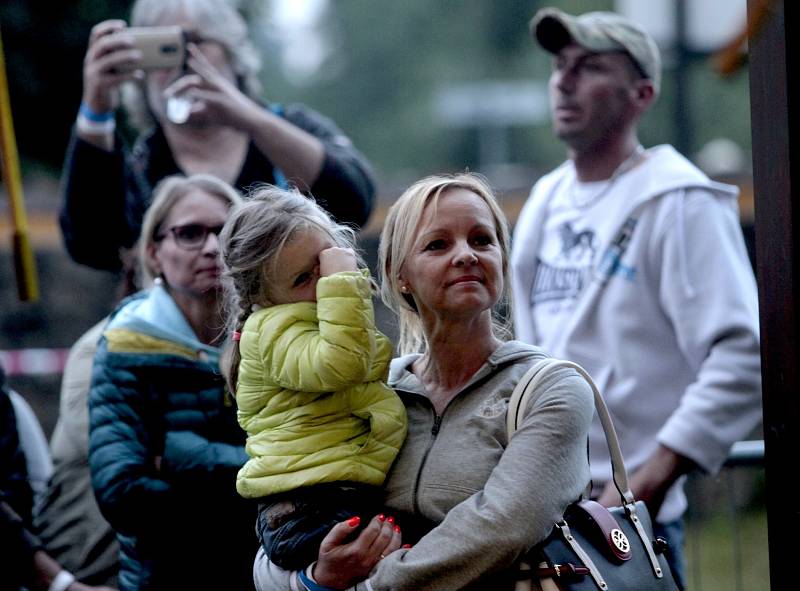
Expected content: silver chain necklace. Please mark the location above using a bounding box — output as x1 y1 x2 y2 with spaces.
570 145 646 208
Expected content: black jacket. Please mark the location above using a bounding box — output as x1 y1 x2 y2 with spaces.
60 103 376 271
1 376 39 590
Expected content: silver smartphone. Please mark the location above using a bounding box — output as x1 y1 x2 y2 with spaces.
127 26 186 70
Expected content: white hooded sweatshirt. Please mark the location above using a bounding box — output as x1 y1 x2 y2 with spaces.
511 145 762 522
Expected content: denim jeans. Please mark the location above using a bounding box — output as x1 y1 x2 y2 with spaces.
257 482 383 571
654 519 686 591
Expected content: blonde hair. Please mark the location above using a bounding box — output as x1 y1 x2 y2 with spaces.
122 0 262 132
378 172 513 356
219 185 362 392
139 173 243 285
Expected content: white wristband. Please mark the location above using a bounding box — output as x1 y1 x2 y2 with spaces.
49 569 76 591
76 112 116 136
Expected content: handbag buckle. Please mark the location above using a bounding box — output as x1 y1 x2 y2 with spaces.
533 562 590 581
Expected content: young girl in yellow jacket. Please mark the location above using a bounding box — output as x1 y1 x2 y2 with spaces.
219 185 407 571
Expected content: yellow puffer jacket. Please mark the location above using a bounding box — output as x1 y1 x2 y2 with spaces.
235 271 407 499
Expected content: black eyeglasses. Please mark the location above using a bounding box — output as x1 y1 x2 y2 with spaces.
159 223 225 250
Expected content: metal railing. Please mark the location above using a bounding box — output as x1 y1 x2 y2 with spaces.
724 440 765 467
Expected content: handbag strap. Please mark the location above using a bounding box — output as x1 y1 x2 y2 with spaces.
506 358 634 506
508 358 669 581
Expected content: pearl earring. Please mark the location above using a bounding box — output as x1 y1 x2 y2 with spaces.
400 284 409 293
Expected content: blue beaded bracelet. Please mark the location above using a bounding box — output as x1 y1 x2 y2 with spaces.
298 568 338 591
79 103 115 123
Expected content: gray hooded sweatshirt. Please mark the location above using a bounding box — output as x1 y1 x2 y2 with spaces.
254 340 593 591
361 341 593 590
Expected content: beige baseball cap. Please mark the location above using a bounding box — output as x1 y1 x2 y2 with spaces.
530 7 661 95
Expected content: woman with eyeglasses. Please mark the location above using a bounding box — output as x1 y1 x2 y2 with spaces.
87 174 258 591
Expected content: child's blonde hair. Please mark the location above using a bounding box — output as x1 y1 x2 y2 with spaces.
219 184 362 392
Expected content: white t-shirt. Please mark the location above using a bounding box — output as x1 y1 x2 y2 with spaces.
531 177 631 348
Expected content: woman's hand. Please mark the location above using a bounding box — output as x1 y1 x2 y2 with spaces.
313 515 403 589
164 43 261 131
81 20 143 114
168 42 326 184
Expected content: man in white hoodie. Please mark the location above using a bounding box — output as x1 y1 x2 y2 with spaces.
511 8 762 589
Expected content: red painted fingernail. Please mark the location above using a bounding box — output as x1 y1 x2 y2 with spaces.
387 516 395 524
402 544 412 548
347 516 361 527
394 525 401 533
377 514 386 522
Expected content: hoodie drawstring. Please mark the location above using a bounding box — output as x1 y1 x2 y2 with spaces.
675 189 697 300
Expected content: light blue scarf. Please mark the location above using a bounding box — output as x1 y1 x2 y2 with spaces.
106 284 220 364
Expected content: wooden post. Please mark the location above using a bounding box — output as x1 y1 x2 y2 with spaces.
748 1 798 588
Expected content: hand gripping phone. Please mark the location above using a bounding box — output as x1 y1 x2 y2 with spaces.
127 26 186 70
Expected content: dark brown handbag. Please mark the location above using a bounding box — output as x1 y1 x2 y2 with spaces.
507 359 678 591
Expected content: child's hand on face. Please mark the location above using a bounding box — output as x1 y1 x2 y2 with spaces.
319 247 358 276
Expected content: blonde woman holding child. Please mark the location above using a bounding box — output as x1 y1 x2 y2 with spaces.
251 173 595 591
219 186 408 572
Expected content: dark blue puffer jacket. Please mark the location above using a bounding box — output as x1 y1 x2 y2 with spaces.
88 287 256 591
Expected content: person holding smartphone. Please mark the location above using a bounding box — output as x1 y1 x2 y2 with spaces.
60 0 376 273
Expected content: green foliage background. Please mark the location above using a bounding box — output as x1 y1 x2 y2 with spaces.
0 0 752 189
